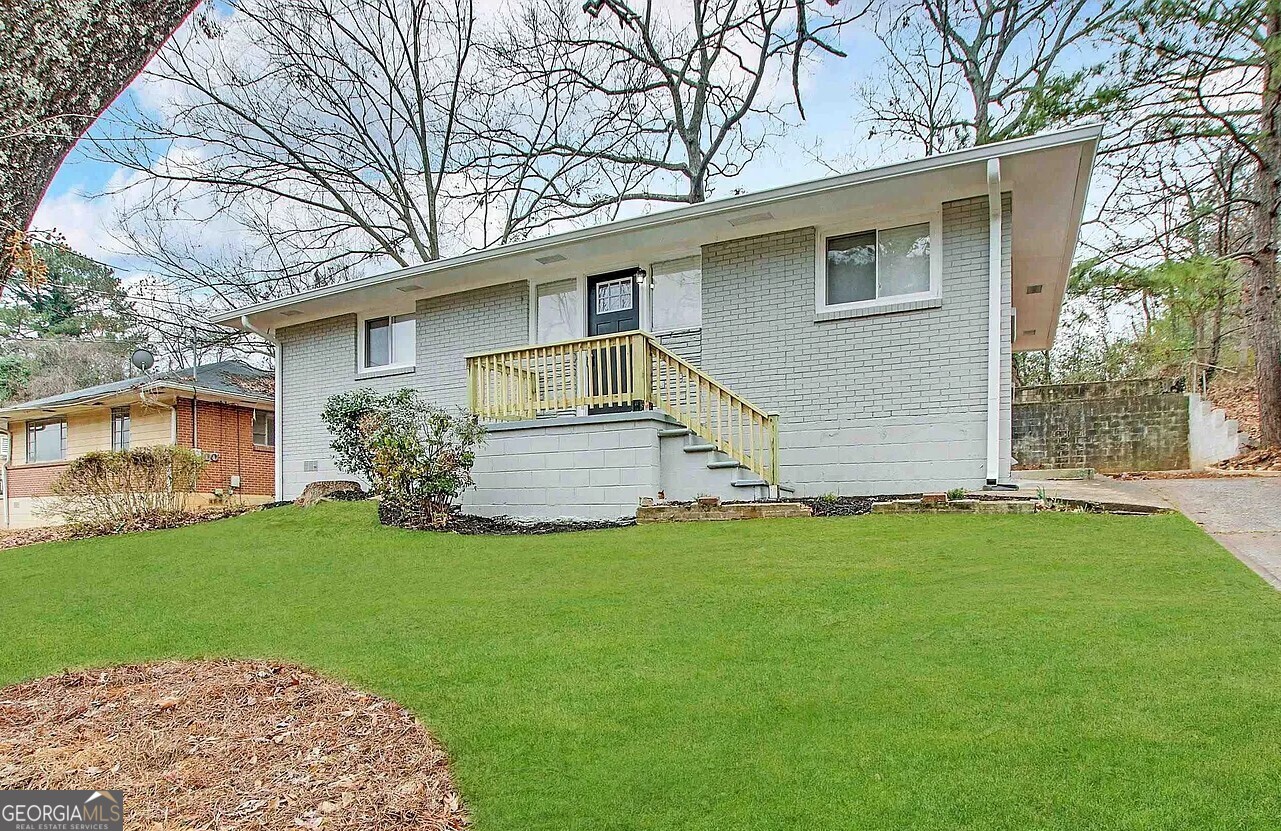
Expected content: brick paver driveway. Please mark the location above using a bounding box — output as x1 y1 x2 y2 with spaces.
1141 477 1281 589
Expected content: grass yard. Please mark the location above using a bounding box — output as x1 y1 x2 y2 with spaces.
2 503 1280 830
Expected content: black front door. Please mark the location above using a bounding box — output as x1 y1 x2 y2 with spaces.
586 269 642 413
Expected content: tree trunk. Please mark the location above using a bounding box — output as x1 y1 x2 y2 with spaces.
0 0 203 275
1250 2 1281 447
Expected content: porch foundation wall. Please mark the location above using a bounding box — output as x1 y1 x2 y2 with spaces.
463 413 664 520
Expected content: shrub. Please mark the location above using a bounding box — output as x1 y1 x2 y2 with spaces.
321 389 485 528
946 487 968 501
49 445 207 528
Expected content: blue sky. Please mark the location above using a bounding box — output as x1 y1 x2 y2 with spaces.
33 9 894 276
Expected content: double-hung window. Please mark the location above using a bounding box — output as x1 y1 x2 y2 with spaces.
362 313 415 371
818 218 940 314
26 418 67 463
252 409 275 447
111 406 131 451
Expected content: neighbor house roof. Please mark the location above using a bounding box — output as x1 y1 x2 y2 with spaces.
0 360 274 422
213 124 1101 352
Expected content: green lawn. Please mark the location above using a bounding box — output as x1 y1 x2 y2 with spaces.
2 504 1280 829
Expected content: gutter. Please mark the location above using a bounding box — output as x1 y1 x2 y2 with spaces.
213 124 1104 329
242 315 284 502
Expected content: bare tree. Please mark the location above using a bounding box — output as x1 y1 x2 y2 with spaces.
497 0 865 205
1108 0 1281 446
859 0 1121 154
0 0 203 281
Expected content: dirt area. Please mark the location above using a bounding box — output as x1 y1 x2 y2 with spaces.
1208 374 1261 441
0 660 468 830
0 506 255 551
1213 446 1281 471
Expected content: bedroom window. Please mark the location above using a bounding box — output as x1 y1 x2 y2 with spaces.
362 313 415 370
818 218 940 312
535 279 579 343
26 418 67 463
650 256 702 332
252 409 275 447
111 406 131 451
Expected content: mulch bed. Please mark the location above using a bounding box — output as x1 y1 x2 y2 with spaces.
0 660 468 830
795 496 875 517
0 506 255 552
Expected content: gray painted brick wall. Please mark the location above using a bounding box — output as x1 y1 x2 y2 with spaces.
698 194 1013 494
277 196 1014 502
276 280 528 498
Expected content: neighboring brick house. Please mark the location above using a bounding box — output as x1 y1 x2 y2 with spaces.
0 361 276 529
213 126 1100 519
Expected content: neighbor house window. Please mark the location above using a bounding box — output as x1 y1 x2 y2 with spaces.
650 256 701 332
252 409 275 447
363 313 415 369
535 279 579 343
820 220 938 310
26 418 67 463
111 406 131 451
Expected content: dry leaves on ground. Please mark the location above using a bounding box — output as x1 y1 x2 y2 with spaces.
1213 446 1281 471
0 506 254 551
0 660 468 830
1208 374 1261 442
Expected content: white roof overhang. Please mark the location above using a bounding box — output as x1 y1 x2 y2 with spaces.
213 124 1100 352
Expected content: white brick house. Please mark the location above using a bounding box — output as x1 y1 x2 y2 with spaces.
213 126 1100 518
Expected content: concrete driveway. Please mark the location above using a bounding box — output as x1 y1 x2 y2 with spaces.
1140 478 1281 589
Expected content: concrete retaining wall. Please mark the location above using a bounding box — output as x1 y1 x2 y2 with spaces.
1012 379 1190 472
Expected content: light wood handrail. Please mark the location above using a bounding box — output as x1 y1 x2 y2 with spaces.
466 332 779 482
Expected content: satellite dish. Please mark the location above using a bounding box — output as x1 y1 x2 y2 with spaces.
130 347 155 374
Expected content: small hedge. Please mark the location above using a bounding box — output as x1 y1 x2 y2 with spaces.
49 445 207 529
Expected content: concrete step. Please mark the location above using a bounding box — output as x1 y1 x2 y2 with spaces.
706 459 743 470
732 478 768 488
657 427 692 438
683 443 717 454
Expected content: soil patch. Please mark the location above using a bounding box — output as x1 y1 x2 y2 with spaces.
0 660 467 830
0 506 254 552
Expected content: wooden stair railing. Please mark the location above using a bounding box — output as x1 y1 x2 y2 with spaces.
466 332 778 483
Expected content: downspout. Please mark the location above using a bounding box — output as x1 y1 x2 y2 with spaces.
985 158 1003 486
242 315 283 502
0 425 9 528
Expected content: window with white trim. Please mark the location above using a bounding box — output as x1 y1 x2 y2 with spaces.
818 219 939 311
111 406 131 451
362 313 415 370
26 418 67 463
535 279 579 343
252 409 275 447
650 256 701 332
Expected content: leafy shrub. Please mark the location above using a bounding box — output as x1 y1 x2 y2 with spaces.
49 445 207 528
321 389 485 528
946 487 968 501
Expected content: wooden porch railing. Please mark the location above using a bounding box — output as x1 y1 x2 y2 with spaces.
466 332 779 483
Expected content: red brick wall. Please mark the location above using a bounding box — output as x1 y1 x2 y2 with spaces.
6 462 69 498
174 399 275 496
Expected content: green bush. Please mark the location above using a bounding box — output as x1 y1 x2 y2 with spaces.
50 445 207 527
321 389 485 528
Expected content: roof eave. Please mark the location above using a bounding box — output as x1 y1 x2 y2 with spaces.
212 123 1104 329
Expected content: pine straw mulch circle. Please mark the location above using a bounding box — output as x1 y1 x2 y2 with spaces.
0 660 468 830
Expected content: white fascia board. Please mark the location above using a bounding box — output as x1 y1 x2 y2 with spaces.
213 124 1103 329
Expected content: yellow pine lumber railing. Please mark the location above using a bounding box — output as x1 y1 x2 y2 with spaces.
466 332 779 483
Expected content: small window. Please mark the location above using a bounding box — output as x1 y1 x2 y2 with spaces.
253 410 275 447
595 277 634 314
26 418 67 463
111 406 131 451
821 221 935 309
363 313 415 369
650 256 701 332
